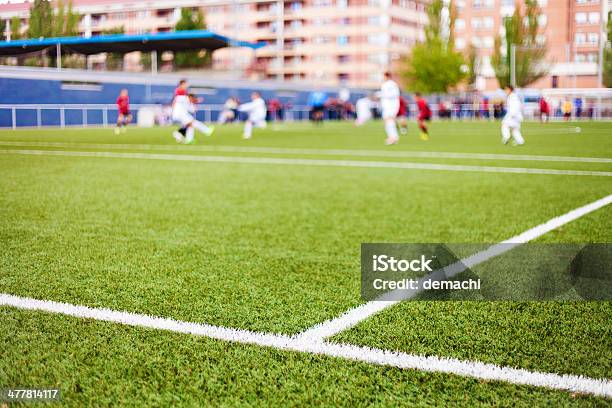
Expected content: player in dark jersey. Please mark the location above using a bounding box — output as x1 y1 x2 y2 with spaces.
415 92 431 141
115 89 132 134
397 96 409 135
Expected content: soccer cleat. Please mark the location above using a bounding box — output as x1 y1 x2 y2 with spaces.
242 134 252 140
419 133 429 141
385 138 398 145
172 131 185 143
185 139 196 145
204 125 215 137
114 127 120 135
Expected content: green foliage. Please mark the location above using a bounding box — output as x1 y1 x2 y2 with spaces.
102 26 125 70
174 8 210 69
492 0 548 88
401 0 465 94
10 17 22 40
604 13 612 88
53 0 66 37
64 0 80 36
27 0 54 39
0 20 6 41
466 44 479 88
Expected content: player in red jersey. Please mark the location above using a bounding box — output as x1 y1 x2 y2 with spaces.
115 89 132 134
415 92 431 141
396 96 409 135
539 97 550 123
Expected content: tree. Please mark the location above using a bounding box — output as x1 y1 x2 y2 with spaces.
10 17 22 40
465 44 479 89
0 20 6 41
64 1 80 36
174 8 210 69
604 13 612 88
28 0 54 39
103 26 125 70
52 1 80 37
53 0 66 37
401 0 465 94
491 0 548 88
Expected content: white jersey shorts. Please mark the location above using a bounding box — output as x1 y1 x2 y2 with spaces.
502 116 522 129
172 109 195 127
381 100 399 119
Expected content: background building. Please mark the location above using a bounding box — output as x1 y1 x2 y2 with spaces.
0 0 429 88
454 0 610 90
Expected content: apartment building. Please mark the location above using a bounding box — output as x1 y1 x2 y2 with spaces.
0 0 429 88
454 0 610 90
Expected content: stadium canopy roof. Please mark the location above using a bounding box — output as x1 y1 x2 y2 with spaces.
0 30 265 56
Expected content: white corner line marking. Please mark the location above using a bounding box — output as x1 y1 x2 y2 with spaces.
0 140 611 163
297 194 612 342
0 149 611 177
1 293 611 398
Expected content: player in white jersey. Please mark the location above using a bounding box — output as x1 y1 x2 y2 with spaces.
355 95 374 126
238 92 267 139
501 85 525 146
171 79 214 144
379 72 400 145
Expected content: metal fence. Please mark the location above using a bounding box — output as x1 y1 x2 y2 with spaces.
0 104 317 129
1 102 611 129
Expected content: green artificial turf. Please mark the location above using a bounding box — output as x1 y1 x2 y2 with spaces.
1 120 611 405
2 307 609 407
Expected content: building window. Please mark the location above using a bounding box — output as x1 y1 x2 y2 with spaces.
537 15 547 27
575 12 587 24
455 18 465 30
588 12 600 24
472 0 494 8
587 32 598 44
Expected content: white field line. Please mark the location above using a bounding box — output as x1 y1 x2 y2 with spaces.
1 293 611 398
297 194 612 342
0 140 611 164
1 149 611 178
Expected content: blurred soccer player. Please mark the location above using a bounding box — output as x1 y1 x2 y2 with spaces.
380 72 400 145
175 94 201 140
539 97 550 123
415 93 431 141
308 88 327 125
218 97 239 124
397 95 409 135
115 89 132 134
171 79 214 144
238 91 267 139
355 95 373 126
501 85 525 146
